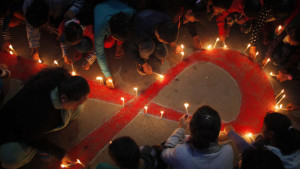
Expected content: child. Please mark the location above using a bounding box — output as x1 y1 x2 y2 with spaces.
94 0 135 88
23 0 84 61
126 10 179 75
58 18 96 70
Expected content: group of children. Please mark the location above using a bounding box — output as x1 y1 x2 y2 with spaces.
0 67 299 169
1 0 299 88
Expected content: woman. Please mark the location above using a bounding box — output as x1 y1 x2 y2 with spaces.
161 105 234 169
225 112 300 169
0 67 90 168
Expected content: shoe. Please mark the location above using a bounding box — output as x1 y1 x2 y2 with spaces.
136 63 147 75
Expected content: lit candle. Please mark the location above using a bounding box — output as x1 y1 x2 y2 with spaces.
76 159 86 167
121 97 125 106
9 51 13 55
276 94 286 105
38 59 42 63
96 76 104 85
9 44 17 55
275 89 284 99
160 111 164 119
54 60 59 66
72 71 76 76
213 38 219 48
184 103 189 114
207 45 212 49
134 87 138 96
61 163 74 168
247 133 254 142
144 106 148 114
152 72 164 79
262 58 271 69
269 72 277 77
181 51 184 56
255 51 259 57
278 25 282 32
244 44 251 52
181 44 184 49
9 45 13 50
224 45 227 48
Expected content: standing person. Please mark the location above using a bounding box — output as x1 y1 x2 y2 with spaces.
126 10 179 75
161 106 234 169
93 0 135 88
23 0 85 61
58 18 96 70
0 67 90 169
224 112 300 169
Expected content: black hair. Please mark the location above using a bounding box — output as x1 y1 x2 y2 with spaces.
109 136 140 169
189 105 221 149
241 148 285 169
211 0 233 10
64 22 83 43
272 0 295 19
264 112 300 155
109 12 131 41
25 0 49 28
0 0 9 17
156 21 179 43
244 0 263 18
188 0 208 21
58 76 90 101
286 24 300 44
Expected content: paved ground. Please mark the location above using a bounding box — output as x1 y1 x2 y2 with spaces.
1 21 300 169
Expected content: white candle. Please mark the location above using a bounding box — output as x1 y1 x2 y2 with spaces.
276 94 286 105
255 51 259 57
278 25 282 32
184 103 189 114
9 51 13 55
160 111 164 119
181 44 184 49
38 59 42 63
213 38 219 48
181 51 184 56
152 72 164 79
54 60 59 66
269 72 277 77
244 44 251 52
262 58 271 69
121 97 125 106
96 76 104 85
144 106 148 114
76 159 86 167
275 89 284 99
134 87 138 96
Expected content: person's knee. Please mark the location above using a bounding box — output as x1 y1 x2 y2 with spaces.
139 40 155 60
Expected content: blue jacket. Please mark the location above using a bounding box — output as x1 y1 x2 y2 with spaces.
94 0 135 78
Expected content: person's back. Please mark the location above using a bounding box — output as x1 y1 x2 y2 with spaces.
161 106 234 169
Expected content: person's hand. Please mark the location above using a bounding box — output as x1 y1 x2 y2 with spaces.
106 77 114 88
275 25 286 36
224 125 235 135
248 46 256 60
142 63 152 75
61 154 73 168
174 44 184 54
193 36 202 49
1 40 11 53
63 55 73 65
31 48 40 61
179 114 190 130
64 10 76 20
277 70 291 82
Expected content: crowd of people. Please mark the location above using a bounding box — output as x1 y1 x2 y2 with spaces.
1 0 299 87
1 0 300 168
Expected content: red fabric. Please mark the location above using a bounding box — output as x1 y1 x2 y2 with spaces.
104 35 123 49
216 0 247 36
283 0 300 26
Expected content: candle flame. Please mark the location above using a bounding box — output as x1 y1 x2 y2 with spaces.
181 51 184 56
247 44 251 48
247 133 253 138
134 87 138 91
96 76 103 80
72 71 76 76
121 97 124 101
159 74 164 79
54 60 58 65
144 106 148 110
224 45 227 48
278 25 282 30
266 58 270 63
181 44 184 49
9 45 13 50
108 79 112 83
282 94 286 98
255 52 259 56
270 72 276 76
160 111 164 115
110 141 112 144
61 164 67 168
216 38 219 41
184 103 189 108
9 51 13 55
38 60 42 63
207 45 212 49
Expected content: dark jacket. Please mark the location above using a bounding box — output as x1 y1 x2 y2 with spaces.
0 71 68 159
126 10 171 64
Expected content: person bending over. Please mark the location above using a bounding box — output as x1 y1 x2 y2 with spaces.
0 67 90 169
